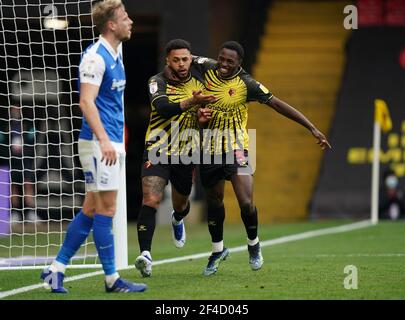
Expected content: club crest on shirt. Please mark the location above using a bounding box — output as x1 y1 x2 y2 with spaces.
149 80 158 94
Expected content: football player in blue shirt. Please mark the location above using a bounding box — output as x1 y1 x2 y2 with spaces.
41 0 147 293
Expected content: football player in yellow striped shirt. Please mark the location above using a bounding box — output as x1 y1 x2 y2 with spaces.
194 41 331 276
135 39 215 277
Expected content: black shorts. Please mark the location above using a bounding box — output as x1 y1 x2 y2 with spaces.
199 150 253 188
141 151 194 196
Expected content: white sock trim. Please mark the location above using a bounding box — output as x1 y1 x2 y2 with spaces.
105 272 120 288
141 250 152 260
212 241 224 253
51 260 66 274
247 237 259 246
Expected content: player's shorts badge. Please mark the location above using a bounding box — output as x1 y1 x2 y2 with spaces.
235 150 248 166
100 172 110 185
84 171 95 184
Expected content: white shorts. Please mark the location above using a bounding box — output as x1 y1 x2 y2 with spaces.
78 138 125 192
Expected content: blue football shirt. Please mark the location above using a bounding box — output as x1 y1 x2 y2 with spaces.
78 35 126 143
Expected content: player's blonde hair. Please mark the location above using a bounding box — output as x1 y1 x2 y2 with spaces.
92 0 124 34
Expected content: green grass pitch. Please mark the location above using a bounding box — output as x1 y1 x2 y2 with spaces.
1 220 405 300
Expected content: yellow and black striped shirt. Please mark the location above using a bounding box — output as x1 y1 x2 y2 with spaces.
145 67 205 157
193 57 273 155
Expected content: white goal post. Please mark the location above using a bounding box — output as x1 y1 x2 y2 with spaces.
0 0 128 270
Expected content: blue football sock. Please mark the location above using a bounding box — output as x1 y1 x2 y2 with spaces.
93 214 116 276
55 210 93 265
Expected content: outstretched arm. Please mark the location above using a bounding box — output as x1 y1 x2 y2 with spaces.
265 96 332 150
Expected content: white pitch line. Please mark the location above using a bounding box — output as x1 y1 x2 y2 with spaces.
315 253 405 258
0 219 373 299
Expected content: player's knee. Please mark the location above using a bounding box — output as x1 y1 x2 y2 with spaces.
173 200 189 213
82 203 95 216
93 202 115 216
206 193 224 208
240 202 255 216
142 194 162 209
206 198 224 208
101 205 116 217
82 209 95 218
95 198 116 216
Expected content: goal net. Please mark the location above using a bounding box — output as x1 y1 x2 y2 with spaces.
0 0 128 270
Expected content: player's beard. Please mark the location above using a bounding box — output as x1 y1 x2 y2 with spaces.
173 68 189 81
118 27 132 42
120 31 131 42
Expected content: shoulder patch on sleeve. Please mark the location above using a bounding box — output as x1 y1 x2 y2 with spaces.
149 79 158 94
196 57 209 64
82 59 96 78
79 52 105 85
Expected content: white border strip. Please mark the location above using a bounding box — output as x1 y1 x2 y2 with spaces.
0 220 373 299
0 264 102 271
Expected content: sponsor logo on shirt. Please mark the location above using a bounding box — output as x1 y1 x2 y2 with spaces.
111 79 126 91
